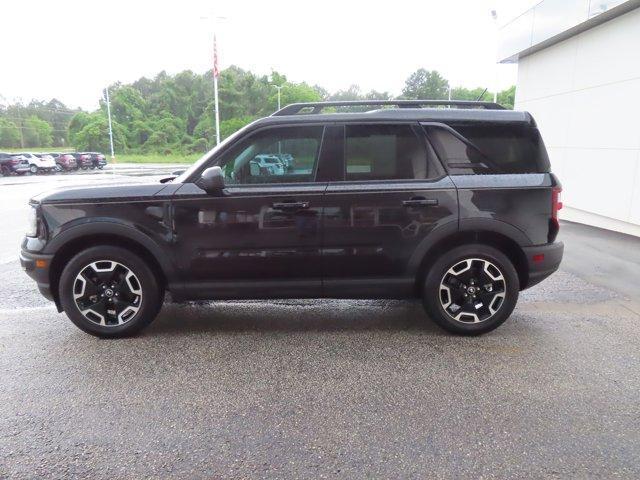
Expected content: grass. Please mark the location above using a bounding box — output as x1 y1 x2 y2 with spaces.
113 154 200 164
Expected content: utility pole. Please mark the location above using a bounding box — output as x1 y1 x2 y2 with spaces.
105 87 115 160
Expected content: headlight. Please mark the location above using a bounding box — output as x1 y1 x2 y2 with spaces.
26 204 38 237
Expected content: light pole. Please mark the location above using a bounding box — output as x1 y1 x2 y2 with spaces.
271 84 283 111
104 87 115 160
491 9 499 103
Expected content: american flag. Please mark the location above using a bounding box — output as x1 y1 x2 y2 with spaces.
213 34 220 79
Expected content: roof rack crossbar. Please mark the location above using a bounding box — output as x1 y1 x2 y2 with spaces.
272 100 505 116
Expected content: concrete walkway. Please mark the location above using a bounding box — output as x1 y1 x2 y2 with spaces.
559 220 640 302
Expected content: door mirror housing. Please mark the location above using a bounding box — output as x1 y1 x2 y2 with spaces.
197 166 225 195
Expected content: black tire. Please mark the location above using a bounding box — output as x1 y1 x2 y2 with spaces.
59 245 163 338
422 244 520 335
29 164 38 174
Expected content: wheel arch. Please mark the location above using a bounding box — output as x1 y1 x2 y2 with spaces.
413 229 530 296
47 225 173 309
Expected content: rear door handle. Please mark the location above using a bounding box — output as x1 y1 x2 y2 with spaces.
402 198 438 207
272 201 310 210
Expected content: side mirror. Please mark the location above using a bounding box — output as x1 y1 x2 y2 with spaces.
197 166 225 195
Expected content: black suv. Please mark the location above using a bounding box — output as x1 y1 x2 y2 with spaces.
21 100 563 338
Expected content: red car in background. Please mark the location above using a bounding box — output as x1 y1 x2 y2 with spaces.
69 152 93 169
86 152 108 169
54 153 78 171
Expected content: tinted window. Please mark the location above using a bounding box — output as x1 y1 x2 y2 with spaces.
344 124 431 181
218 126 323 184
425 124 549 174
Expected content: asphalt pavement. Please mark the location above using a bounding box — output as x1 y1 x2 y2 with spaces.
1 169 639 479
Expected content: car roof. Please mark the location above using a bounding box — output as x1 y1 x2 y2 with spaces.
255 107 533 127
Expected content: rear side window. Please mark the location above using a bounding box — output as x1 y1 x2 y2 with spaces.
425 124 550 174
344 124 436 181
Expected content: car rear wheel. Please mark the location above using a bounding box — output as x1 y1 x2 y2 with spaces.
59 246 164 338
422 244 519 335
29 164 38 174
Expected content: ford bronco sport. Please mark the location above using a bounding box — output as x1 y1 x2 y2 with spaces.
21 100 563 337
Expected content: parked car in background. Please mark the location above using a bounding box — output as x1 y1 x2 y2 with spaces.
54 153 78 171
19 152 56 174
276 153 294 171
35 154 57 170
251 154 285 175
0 153 30 176
86 152 107 169
69 152 93 169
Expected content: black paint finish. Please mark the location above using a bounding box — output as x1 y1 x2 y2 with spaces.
22 110 563 307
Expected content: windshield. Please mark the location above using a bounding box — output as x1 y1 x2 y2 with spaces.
173 120 259 184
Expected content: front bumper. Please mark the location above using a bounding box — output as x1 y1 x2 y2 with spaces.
522 241 564 289
20 249 56 303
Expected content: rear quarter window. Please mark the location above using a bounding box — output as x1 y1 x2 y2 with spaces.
424 123 550 174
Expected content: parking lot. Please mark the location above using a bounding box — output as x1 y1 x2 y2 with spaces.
1 168 639 478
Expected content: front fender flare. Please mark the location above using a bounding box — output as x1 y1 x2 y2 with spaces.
44 219 176 280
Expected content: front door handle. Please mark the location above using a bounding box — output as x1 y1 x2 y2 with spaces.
402 197 438 207
272 201 310 210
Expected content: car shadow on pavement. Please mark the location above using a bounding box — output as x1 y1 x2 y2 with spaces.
146 299 446 336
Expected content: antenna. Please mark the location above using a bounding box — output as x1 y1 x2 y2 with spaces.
475 88 488 102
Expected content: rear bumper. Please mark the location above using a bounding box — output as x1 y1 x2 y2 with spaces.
522 241 564 289
20 249 56 303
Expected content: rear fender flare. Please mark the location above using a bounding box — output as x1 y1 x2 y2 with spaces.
407 218 531 276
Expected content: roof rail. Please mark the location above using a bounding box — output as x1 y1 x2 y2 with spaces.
272 100 505 116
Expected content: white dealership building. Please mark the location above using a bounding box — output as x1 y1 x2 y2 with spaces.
499 0 640 237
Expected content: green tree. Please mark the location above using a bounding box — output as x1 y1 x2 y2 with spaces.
74 116 126 152
497 86 516 109
450 86 490 101
401 69 449 100
68 111 94 146
22 115 53 147
0 118 21 148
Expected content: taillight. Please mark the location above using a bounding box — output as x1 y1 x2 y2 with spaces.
549 186 563 242
551 186 563 221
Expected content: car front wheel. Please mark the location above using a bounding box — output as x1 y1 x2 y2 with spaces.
422 244 520 335
59 246 163 338
29 164 38 174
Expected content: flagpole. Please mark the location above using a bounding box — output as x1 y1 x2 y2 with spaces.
213 75 220 145
213 34 221 145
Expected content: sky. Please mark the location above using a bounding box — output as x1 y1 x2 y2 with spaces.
1 0 537 111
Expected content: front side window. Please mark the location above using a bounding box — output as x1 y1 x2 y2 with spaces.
217 125 323 184
344 124 430 181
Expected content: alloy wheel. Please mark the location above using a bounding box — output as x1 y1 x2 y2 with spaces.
73 260 143 326
439 258 506 324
